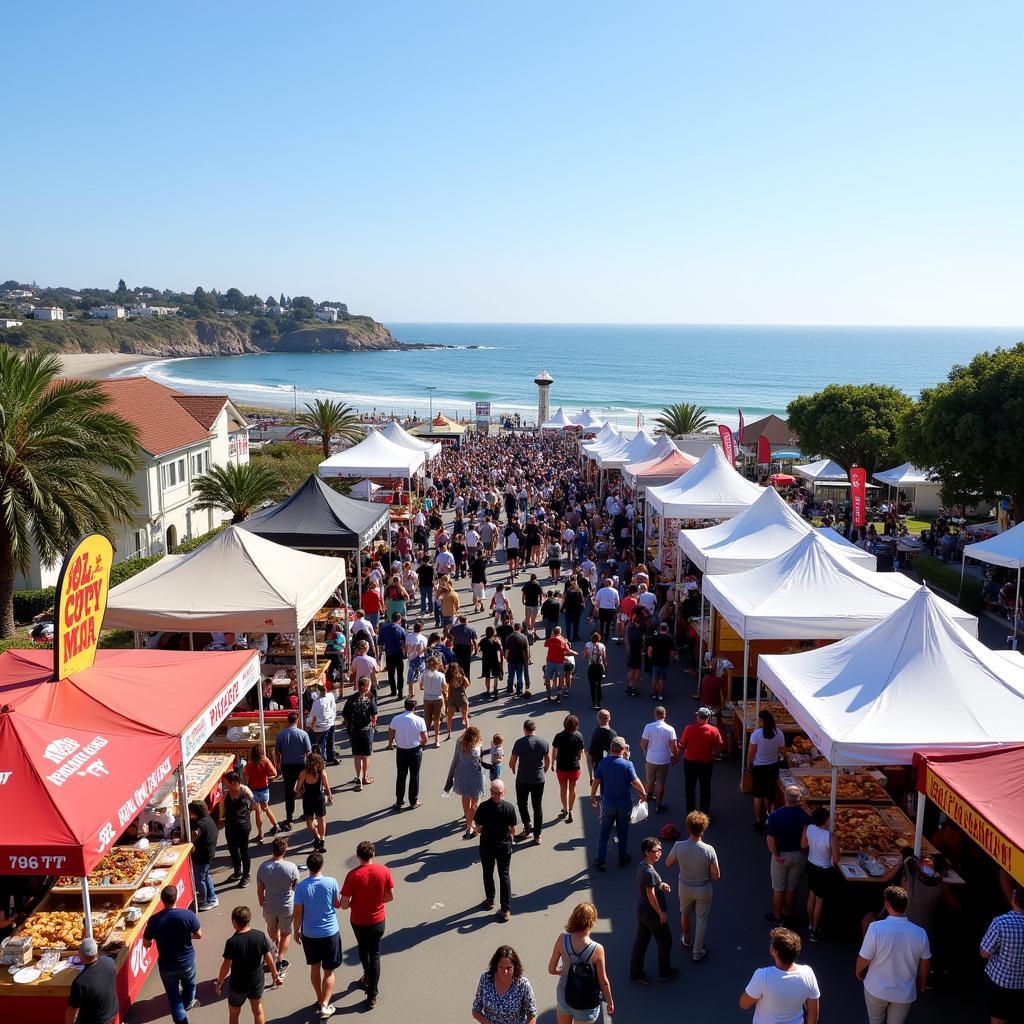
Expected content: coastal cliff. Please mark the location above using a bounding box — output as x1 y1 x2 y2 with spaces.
0 314 409 357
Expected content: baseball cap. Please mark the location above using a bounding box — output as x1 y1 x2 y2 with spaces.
696 706 712 719
79 937 99 958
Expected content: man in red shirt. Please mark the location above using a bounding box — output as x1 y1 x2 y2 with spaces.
678 707 723 817
360 585 384 629
340 841 395 1009
616 585 639 645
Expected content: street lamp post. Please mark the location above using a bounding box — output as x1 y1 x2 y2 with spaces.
425 386 437 421
292 385 297 416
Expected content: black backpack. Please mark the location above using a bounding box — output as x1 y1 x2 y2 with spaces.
563 935 600 1010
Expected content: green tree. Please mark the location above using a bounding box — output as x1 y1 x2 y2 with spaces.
786 383 912 477
223 287 245 311
251 442 345 496
117 278 127 292
0 350 142 637
192 286 216 313
294 399 364 457
192 462 282 524
653 402 714 436
901 343 1024 513
289 295 315 318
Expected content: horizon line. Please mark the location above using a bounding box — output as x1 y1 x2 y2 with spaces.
382 319 1024 330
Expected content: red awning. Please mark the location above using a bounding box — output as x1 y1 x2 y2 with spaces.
769 473 797 486
914 746 1024 884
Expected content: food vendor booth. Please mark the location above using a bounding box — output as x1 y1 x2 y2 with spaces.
580 423 621 483
961 519 1024 650
104 526 346 703
757 588 1024 879
594 429 656 496
0 536 262 1021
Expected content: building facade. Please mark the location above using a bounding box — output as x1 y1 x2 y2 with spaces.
33 306 64 321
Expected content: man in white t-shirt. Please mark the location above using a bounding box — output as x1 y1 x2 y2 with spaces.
637 583 657 614
640 706 678 812
856 885 930 1024
309 686 338 764
593 579 620 642
434 545 456 580
740 926 820 1024
405 624 428 701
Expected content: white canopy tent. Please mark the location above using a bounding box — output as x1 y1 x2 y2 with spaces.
582 428 629 462
873 463 932 488
585 422 619 448
792 459 848 483
541 406 576 430
758 586 1024 833
572 409 602 430
596 429 655 470
647 445 763 519
621 433 677 482
318 428 425 480
379 419 442 459
962 520 1024 649
105 526 347 682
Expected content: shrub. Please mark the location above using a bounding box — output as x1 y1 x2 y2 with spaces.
13 588 56 622
913 554 982 614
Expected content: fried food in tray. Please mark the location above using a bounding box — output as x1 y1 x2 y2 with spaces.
833 806 908 854
16 911 116 949
800 774 890 803
54 847 155 891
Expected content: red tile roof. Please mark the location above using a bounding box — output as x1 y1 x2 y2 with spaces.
172 394 229 429
739 414 799 447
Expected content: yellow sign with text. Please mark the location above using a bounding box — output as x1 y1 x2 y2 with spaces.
54 534 113 680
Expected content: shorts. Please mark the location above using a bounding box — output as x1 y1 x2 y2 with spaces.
652 665 669 682
423 698 445 728
544 662 565 681
986 978 1024 1021
645 762 670 789
626 649 642 670
525 605 539 617
750 762 780 799
250 786 271 805
263 908 293 934
556 769 581 784
302 931 342 970
556 991 601 1023
349 729 373 757
228 982 264 1007
472 583 485 600
806 862 838 899
302 792 326 818
770 850 807 892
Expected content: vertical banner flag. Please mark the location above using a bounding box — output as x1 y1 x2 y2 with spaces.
53 533 113 680
738 408 745 442
718 424 736 466
850 466 867 528
757 434 771 465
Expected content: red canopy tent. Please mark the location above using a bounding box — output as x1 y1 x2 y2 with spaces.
914 746 1024 884
769 473 797 486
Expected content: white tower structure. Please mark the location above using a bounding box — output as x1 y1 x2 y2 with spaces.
534 369 553 426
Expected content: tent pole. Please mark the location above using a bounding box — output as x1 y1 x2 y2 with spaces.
913 791 926 857
343 559 351 674
742 639 749 712
828 765 838 836
133 631 140 650
958 553 967 603
1014 565 1021 652
177 762 198 911
754 665 762 721
81 877 94 939
187 632 193 651
697 592 706 681
294 612 304 709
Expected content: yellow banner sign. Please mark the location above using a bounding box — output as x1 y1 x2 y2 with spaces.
54 534 113 680
924 766 1024 884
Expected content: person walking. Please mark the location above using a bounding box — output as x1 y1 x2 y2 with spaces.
802 807 840 942
480 625 505 699
678 707 723 817
562 579 585 642
378 613 408 700
274 711 312 832
980 884 1024 1024
388 697 427 810
739 927 820 1024
294 752 333 853
340 675 378 790
747 709 786 831
188 799 220 911
472 945 538 1024
66 937 118 1024
586 709 616 783
646 622 674 699
142 885 203 1024
445 661 471 736
446 725 488 838
551 714 585 824
244 743 280 841
470 550 489 614
765 786 811 926
451 615 479 679
856 886 931 1024
503 621 533 698
590 737 647 871
509 719 551 845
630 836 679 985
341 840 396 1010
542 626 572 702
416 556 435 616
256 836 300 980
592 579 620 642
213 905 282 1024
221 772 255 887
521 574 543 639
582 631 606 709
665 811 720 963
404 619 428 701
546 902 614 1024
293 852 343 1020
473 780 519 922
640 705 678 814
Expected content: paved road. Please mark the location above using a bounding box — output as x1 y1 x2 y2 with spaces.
130 545 989 1024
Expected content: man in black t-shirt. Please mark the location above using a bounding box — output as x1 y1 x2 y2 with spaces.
587 708 617 783
472 779 518 921
214 905 281 1018
503 622 532 697
67 938 118 1024
647 622 675 699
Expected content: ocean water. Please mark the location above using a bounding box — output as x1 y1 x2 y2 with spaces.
127 323 1023 428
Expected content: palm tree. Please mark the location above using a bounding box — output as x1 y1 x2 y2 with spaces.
294 399 364 457
192 462 283 524
0 349 142 638
654 402 714 436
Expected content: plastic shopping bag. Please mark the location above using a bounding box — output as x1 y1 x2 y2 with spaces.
630 800 649 825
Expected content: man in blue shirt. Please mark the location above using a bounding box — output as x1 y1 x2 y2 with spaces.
143 885 202 1024
378 613 408 699
765 786 811 926
590 737 647 871
294 852 342 1019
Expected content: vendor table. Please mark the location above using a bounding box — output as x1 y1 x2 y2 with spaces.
0 843 194 1023
200 711 291 762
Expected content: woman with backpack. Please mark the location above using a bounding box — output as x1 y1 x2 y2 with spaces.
546 902 614 1023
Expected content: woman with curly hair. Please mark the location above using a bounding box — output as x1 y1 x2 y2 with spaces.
472 945 537 1024
445 724 487 838
445 660 471 736
294 750 332 852
547 902 614 1023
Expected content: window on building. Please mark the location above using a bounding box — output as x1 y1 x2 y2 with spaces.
132 530 146 559
190 450 210 477
161 457 186 489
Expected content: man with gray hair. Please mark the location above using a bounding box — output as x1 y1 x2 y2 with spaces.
473 778 518 921
67 937 118 1024
765 785 811 926
590 736 647 871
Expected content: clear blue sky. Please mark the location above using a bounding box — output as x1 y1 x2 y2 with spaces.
4 2 1022 325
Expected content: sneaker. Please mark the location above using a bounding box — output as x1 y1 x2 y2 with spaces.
366 996 377 1009
692 949 707 963
808 928 821 943
319 1004 337 1018
393 802 404 811
267 825 279 837
278 959 290 973
566 812 574 824
199 899 220 911
681 936 693 948
594 860 607 872
482 899 495 910
226 872 241 883
659 969 681 982
240 875 251 888
631 975 652 986
499 909 510 922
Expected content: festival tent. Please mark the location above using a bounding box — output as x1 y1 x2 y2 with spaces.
572 409 602 430
646 445 764 519
240 474 389 551
769 473 797 486
679 486 877 574
318 428 425 480
913 746 1024 884
629 449 700 489
541 406 576 430
792 459 848 483
621 433 677 481
581 424 622 459
380 419 442 459
597 429 656 470
873 463 933 487
963 520 1024 648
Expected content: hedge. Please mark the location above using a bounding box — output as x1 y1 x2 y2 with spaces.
11 524 228 625
913 554 982 614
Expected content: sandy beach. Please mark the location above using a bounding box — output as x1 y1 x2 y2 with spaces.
58 352 157 379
